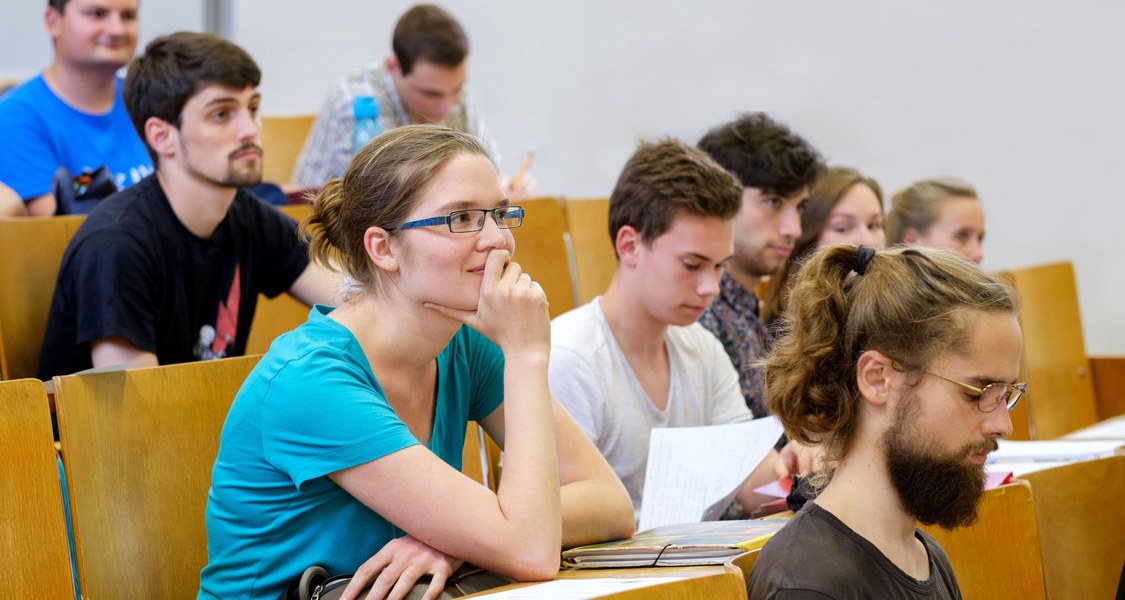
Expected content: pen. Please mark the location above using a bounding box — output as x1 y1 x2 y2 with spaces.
509 152 534 192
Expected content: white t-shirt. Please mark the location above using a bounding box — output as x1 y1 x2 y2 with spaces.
548 298 753 517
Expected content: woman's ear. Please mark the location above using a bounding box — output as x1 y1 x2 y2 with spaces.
364 226 398 273
856 350 893 407
615 225 642 269
901 227 921 244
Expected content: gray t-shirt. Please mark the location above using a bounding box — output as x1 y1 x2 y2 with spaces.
748 503 962 600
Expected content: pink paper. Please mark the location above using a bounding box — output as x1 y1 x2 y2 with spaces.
753 478 793 499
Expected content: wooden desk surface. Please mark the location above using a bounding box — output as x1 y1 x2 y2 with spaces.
462 563 747 599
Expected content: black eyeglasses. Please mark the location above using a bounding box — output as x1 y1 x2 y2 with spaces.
393 206 525 233
924 369 1027 413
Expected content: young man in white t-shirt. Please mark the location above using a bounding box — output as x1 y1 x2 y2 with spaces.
548 139 781 518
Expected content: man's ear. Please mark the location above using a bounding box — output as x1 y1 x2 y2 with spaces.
614 225 643 269
144 117 177 159
45 7 62 40
385 55 401 77
856 349 893 407
364 225 398 273
901 227 921 244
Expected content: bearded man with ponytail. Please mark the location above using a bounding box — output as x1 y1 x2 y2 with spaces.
748 245 1026 600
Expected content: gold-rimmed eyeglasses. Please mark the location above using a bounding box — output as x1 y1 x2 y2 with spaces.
924 369 1026 413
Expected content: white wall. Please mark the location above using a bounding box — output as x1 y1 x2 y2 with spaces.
3 1 1123 353
0 0 204 81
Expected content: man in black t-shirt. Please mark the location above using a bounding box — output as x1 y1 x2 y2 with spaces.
39 32 338 380
747 246 1026 599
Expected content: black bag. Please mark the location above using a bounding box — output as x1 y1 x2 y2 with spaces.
281 564 514 600
51 165 118 215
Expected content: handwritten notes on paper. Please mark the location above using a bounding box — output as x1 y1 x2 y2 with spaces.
638 417 783 531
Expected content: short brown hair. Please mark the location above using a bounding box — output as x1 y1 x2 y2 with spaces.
764 245 1017 470
762 166 883 322
124 32 260 166
886 177 979 244
393 4 468 75
302 125 490 296
608 139 742 254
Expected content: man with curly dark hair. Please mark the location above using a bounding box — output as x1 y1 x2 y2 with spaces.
697 113 825 417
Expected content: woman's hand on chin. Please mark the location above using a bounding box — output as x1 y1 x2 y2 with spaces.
424 249 549 357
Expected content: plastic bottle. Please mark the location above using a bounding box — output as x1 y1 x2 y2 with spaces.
352 95 382 155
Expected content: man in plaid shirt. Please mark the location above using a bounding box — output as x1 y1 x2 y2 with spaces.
293 4 535 198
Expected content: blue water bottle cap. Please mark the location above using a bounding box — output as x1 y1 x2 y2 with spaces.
353 95 378 119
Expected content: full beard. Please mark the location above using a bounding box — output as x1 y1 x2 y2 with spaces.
882 406 997 530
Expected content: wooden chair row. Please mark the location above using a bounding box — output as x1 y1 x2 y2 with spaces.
2 355 503 599
5 206 1121 449
8 359 1123 599
999 261 1125 440
0 198 611 382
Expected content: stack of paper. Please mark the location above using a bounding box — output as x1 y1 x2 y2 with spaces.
562 518 788 568
1062 415 1125 441
990 439 1123 462
986 439 1124 477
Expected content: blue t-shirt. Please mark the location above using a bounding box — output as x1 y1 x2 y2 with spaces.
199 306 505 599
0 75 152 201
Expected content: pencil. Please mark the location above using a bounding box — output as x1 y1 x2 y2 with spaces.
509 152 534 192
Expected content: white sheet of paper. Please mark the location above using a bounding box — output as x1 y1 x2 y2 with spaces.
479 576 687 599
637 417 783 531
1062 415 1125 440
988 461 1073 478
989 439 1123 463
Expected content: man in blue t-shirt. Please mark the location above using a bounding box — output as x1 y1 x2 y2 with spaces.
0 0 152 217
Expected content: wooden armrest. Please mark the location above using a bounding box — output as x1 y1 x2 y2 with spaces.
1090 355 1125 420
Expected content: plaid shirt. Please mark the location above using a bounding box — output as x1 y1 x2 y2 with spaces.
292 62 500 187
699 272 770 417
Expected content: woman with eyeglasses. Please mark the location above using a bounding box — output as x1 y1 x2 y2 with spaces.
199 125 634 600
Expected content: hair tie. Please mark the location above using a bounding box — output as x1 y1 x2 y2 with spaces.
854 245 876 276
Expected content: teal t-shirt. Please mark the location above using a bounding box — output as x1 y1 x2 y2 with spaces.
199 306 504 599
